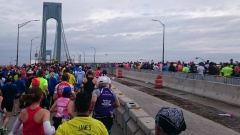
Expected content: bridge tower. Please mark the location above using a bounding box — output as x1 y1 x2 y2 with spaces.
40 2 63 62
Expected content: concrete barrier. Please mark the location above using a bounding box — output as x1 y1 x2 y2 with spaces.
127 119 140 135
192 80 206 96
116 106 126 128
114 90 155 135
137 117 155 135
135 129 146 135
109 68 240 107
129 109 149 121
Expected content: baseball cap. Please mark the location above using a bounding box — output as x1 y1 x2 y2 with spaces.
79 66 82 69
98 76 108 83
63 86 71 94
32 78 40 86
155 107 186 135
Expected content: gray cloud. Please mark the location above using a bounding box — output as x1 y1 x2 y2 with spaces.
0 0 240 65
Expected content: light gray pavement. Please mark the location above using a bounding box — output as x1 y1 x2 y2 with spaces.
112 80 239 135
119 77 240 117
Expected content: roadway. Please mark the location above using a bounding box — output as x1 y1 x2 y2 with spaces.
4 78 239 135
111 79 239 135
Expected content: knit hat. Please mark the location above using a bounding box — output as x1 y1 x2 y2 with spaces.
155 107 186 135
32 78 40 86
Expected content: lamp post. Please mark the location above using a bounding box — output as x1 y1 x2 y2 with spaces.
16 20 40 66
90 47 96 64
81 51 85 63
105 54 108 63
71 54 75 63
30 37 39 64
195 57 206 63
35 46 40 64
76 53 81 63
152 19 165 64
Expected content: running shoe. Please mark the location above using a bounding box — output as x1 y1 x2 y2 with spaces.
3 127 9 133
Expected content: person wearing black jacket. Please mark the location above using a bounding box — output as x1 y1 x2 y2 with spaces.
168 62 176 72
208 62 218 75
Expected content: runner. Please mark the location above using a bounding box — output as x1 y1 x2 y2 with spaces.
91 76 120 134
55 92 108 135
13 74 26 116
47 72 58 108
50 86 73 130
33 70 50 109
155 107 186 135
98 69 111 88
64 68 76 86
53 73 76 101
82 69 97 95
0 73 5 90
74 66 86 92
11 87 55 135
1 77 19 133
95 67 103 79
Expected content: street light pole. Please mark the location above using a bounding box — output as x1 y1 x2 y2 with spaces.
35 46 40 64
71 54 75 63
90 47 96 64
195 57 206 63
152 19 165 64
81 51 85 63
76 53 81 63
80 55 81 63
30 37 39 64
16 20 40 66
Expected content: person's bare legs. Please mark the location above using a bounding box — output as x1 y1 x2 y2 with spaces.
14 99 19 116
2 111 10 129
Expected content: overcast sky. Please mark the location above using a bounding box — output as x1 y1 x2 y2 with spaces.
0 0 240 65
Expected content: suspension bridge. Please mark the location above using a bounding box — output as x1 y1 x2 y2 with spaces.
38 2 71 63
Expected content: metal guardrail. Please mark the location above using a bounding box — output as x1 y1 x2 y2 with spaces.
116 68 240 86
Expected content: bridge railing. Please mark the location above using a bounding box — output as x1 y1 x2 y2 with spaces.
113 68 240 86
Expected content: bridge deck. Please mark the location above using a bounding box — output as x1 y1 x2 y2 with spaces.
112 80 239 135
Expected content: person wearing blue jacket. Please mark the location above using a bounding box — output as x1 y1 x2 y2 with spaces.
47 72 58 108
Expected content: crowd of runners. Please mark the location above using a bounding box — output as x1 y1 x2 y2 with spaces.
0 62 187 135
0 63 119 134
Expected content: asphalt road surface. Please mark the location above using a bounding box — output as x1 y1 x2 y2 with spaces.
111 80 239 135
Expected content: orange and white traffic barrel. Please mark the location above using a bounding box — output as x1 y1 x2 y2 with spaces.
155 74 163 88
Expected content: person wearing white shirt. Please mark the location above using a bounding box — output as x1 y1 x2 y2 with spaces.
197 62 205 76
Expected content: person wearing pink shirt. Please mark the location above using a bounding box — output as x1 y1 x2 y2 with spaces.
50 86 73 130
